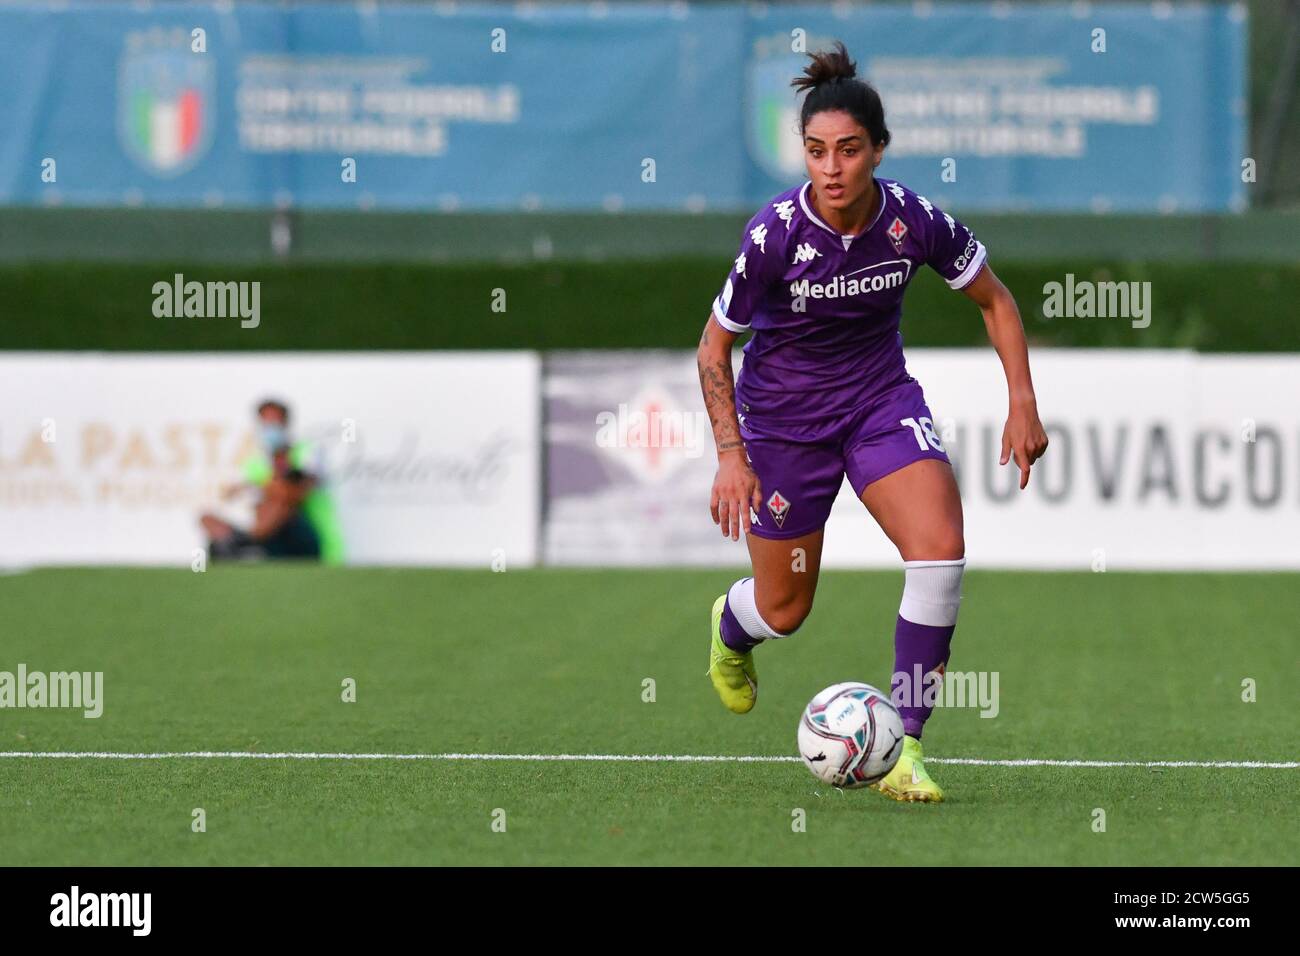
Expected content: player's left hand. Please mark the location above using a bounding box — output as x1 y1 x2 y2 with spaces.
1000 401 1049 489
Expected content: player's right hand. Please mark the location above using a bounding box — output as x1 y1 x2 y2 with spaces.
710 450 762 541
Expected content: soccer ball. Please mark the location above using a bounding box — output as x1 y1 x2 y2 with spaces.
798 682 905 788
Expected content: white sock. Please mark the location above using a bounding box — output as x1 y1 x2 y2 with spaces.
898 558 966 627
727 577 792 639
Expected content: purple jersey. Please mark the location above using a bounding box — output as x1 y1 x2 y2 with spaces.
712 177 986 442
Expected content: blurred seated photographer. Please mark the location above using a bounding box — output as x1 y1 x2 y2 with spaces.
199 398 343 562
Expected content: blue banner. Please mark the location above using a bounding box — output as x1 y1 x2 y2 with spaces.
0 1 1246 212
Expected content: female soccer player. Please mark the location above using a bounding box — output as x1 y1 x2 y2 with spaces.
697 42 1048 803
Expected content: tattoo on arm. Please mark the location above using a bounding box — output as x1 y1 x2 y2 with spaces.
697 352 742 452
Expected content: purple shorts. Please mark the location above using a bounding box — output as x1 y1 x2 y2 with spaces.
741 378 950 539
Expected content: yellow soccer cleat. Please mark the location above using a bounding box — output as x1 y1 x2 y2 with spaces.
869 734 944 803
707 595 758 714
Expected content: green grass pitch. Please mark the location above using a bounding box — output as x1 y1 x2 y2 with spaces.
0 566 1295 866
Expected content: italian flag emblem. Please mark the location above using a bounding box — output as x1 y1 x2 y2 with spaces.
129 88 203 172
118 36 214 177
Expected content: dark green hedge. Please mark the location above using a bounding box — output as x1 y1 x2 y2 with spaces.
3 259 1295 352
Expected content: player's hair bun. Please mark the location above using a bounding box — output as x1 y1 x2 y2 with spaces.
790 41 890 148
790 40 858 94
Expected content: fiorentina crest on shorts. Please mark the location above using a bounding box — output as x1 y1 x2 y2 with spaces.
766 489 790 529
887 216 909 251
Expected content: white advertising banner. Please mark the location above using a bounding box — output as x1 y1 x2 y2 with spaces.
0 353 540 567
544 349 1300 570
544 350 741 566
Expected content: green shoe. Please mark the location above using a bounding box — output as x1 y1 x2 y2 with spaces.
869 735 944 803
707 595 758 714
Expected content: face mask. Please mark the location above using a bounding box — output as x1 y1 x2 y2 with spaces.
259 423 288 451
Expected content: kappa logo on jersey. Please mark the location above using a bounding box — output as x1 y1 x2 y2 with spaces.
772 199 795 229
887 217 908 251
943 212 957 238
766 489 791 528
792 242 822 265
885 181 907 205
734 252 748 278
750 222 769 253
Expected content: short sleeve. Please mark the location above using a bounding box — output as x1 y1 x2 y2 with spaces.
711 205 786 333
924 205 987 291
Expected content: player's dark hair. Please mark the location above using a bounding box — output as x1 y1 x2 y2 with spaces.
791 41 891 149
256 398 290 422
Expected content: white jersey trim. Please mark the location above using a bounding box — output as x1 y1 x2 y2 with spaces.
711 298 751 333
945 240 987 290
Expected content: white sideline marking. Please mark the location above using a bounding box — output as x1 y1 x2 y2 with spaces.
0 751 1295 769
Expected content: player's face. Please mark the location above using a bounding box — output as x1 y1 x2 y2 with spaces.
802 110 883 211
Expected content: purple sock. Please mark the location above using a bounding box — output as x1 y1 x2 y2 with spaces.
720 595 762 652
890 615 955 740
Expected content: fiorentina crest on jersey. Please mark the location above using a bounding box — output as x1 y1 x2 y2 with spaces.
766 489 790 528
887 216 909 251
